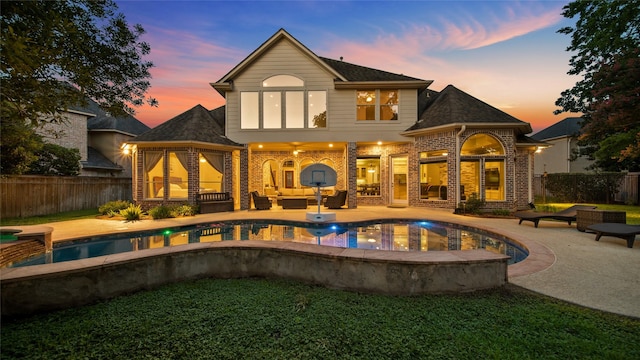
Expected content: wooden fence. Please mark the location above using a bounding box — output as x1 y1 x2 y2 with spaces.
533 172 639 205
1 176 132 218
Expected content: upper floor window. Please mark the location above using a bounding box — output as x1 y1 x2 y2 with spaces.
357 90 398 121
240 75 326 130
262 75 304 87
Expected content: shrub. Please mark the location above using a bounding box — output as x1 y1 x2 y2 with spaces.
492 209 511 216
149 205 174 219
461 193 485 214
119 204 143 221
172 204 196 217
99 200 131 215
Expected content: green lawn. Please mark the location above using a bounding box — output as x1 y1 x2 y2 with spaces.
535 203 640 225
2 278 639 359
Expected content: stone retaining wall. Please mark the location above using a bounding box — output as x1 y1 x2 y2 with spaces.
1 241 509 318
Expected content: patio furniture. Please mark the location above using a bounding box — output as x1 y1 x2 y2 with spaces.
251 191 272 210
514 205 597 228
197 192 234 213
324 190 347 209
576 209 626 232
586 223 640 248
281 197 308 209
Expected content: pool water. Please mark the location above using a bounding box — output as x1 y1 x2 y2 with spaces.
10 219 528 267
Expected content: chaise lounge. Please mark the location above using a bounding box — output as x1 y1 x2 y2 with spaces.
514 205 597 228
586 223 640 248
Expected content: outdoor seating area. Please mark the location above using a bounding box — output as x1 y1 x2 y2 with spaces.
197 192 234 213
514 205 597 228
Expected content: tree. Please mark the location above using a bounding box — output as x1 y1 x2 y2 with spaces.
27 144 81 176
1 0 156 126
1 0 156 174
0 117 43 174
555 0 640 171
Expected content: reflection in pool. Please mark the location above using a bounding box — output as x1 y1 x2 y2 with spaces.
10 219 528 267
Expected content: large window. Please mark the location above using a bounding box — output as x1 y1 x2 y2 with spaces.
460 134 505 201
199 152 224 193
168 152 188 199
144 151 163 199
357 90 398 121
240 75 326 129
419 150 448 200
356 157 380 196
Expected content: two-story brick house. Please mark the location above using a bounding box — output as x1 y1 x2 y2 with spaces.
129 29 543 211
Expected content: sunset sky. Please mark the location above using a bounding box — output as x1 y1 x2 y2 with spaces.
116 0 582 133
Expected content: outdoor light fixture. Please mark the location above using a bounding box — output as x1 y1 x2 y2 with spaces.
121 143 131 155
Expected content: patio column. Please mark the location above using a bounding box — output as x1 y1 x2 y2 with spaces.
239 147 249 210
347 142 357 209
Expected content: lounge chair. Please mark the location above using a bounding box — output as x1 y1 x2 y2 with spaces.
251 191 272 210
514 205 597 228
586 223 640 248
324 190 347 209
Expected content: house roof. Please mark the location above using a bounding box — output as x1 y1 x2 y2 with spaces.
531 117 583 141
131 104 243 148
70 98 150 136
81 147 123 171
404 85 532 135
211 28 431 94
319 57 430 88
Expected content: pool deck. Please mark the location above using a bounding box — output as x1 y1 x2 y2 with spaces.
3 206 639 318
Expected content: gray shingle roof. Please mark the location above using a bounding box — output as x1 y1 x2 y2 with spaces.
531 117 583 141
133 104 242 147
319 57 426 82
81 147 123 171
406 85 531 134
70 98 150 136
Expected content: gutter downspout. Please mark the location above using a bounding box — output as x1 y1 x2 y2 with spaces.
456 125 466 205
567 137 571 172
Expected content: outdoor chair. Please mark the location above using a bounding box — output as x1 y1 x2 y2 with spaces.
324 190 347 209
251 191 272 210
514 205 597 228
586 223 640 248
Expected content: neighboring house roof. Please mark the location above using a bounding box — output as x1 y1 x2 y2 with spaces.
404 85 532 135
531 117 583 141
81 147 123 171
131 104 243 148
71 98 150 136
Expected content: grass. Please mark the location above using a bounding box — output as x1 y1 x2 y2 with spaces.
535 203 640 225
2 278 638 359
0 209 99 226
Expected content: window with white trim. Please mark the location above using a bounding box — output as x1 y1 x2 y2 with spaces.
240 75 327 129
357 90 398 121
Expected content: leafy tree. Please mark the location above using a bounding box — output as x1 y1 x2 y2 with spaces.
27 143 81 176
1 0 156 174
1 0 156 126
0 117 43 174
555 0 640 171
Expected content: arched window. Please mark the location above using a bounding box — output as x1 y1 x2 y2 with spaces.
262 75 304 87
460 134 506 201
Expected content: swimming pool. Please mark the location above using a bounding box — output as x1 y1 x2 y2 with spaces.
10 219 528 267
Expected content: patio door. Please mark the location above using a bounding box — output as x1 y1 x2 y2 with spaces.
390 155 408 206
